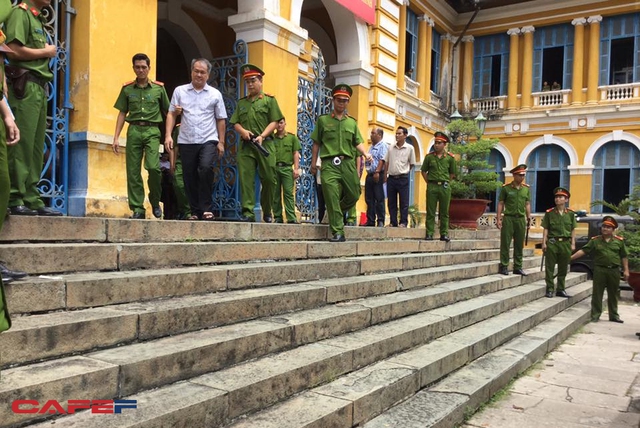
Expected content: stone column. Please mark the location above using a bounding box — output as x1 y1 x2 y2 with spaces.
461 35 474 111
507 28 521 111
586 15 602 104
417 15 433 101
520 26 535 110
571 18 587 105
397 0 408 89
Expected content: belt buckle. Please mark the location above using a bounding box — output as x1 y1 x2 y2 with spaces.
332 156 342 166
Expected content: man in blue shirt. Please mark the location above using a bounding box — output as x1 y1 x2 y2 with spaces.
364 128 387 226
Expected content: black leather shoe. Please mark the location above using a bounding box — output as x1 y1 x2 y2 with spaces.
610 318 624 323
545 291 554 298
263 216 273 223
329 234 346 242
1 276 12 284
425 235 434 241
439 235 450 242
10 205 37 216
513 268 528 276
499 266 509 275
345 222 356 227
152 206 162 219
275 219 284 223
377 221 384 227
239 216 254 222
37 206 62 216
288 220 299 224
131 212 145 219
555 290 570 298
0 263 27 280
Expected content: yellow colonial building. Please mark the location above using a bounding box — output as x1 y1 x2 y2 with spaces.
59 0 639 221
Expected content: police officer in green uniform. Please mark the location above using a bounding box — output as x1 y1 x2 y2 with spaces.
310 84 371 242
1 0 25 377
5 0 61 216
230 64 283 222
571 216 629 323
273 118 301 224
113 53 170 219
421 131 456 242
541 187 576 298
497 164 531 275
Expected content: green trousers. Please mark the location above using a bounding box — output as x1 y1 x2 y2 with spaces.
172 156 191 218
426 182 451 236
345 206 357 224
591 267 620 321
545 239 571 292
321 159 360 235
126 124 161 214
238 140 276 220
274 165 296 223
500 216 526 270
7 81 47 209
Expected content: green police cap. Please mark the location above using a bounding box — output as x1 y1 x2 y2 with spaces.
602 216 618 228
434 132 450 144
510 164 527 174
554 187 570 198
241 63 265 79
332 84 352 100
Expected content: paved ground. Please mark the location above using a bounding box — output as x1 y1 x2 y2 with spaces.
465 291 640 428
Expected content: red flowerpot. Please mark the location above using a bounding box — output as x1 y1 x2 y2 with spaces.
628 271 640 302
449 199 491 230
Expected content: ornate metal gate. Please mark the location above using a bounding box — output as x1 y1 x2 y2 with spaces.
209 40 247 219
296 52 331 223
16 0 74 213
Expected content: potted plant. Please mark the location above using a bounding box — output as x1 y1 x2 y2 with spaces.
591 184 640 300
446 119 502 229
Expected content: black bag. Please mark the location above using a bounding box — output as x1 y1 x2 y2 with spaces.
5 65 29 99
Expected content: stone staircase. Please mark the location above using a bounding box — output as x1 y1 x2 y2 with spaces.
0 217 591 428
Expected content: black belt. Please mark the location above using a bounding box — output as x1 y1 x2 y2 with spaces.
596 265 619 269
322 155 348 166
26 73 49 89
428 180 448 185
276 162 291 167
503 214 525 217
389 173 408 179
130 121 158 127
549 237 570 242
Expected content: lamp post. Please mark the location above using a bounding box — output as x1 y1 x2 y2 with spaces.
447 110 486 144
475 111 487 136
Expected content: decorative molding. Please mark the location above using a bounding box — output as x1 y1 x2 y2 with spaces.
584 131 640 166
228 9 308 56
507 28 521 36
571 17 587 26
521 25 535 34
518 135 579 167
330 61 375 89
587 15 603 24
567 165 595 175
461 35 474 43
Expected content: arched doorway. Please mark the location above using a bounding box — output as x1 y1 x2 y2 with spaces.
526 145 570 212
591 141 640 213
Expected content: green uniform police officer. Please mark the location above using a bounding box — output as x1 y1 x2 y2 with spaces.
5 0 61 216
571 216 629 323
113 53 170 219
421 132 456 241
497 164 531 275
541 187 576 298
273 118 301 223
230 64 283 222
310 84 371 242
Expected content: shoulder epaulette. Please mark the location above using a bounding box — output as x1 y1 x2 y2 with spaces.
347 114 357 121
447 152 455 157
502 183 509 187
263 93 275 98
614 235 624 241
18 2 39 16
152 80 164 86
122 80 135 87
523 183 530 187
286 132 294 136
591 235 601 240
546 207 554 212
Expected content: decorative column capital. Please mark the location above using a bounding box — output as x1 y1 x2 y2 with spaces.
443 33 455 42
400 0 410 6
571 17 587 26
461 35 474 43
521 26 535 34
507 28 521 36
418 15 435 26
587 15 602 24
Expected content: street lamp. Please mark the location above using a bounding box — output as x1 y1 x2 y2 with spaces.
474 111 487 136
447 110 487 144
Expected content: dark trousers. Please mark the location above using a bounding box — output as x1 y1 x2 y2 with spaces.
387 175 409 226
179 141 217 218
365 173 385 225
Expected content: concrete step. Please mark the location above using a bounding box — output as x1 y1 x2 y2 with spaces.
1 271 583 427
5 245 509 314
1 256 539 368
25 280 591 428
0 216 498 243
363 301 592 428
0 237 501 275
225 283 592 428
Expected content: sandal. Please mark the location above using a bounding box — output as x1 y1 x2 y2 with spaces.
187 214 199 220
202 212 215 221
